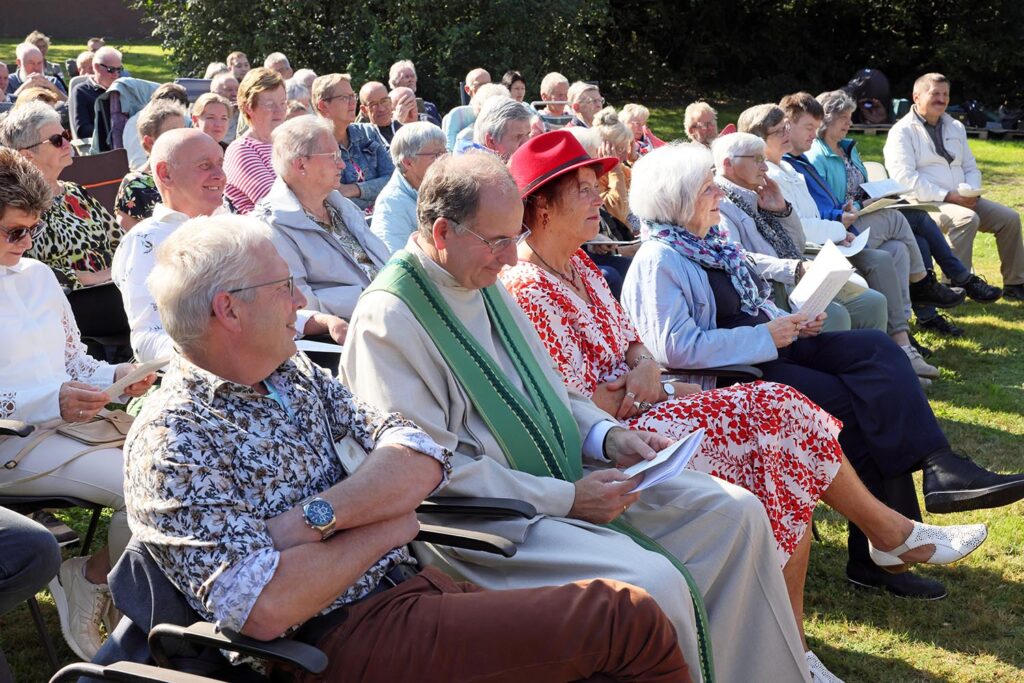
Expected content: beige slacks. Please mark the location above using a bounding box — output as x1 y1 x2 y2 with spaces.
933 198 1024 285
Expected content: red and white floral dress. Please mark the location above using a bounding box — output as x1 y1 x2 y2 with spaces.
500 250 844 564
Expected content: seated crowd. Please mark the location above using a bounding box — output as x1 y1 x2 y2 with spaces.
2 35 1024 683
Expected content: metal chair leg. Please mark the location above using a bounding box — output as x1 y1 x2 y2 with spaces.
81 507 102 557
26 596 60 673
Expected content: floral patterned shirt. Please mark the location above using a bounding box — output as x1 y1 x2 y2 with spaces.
114 171 162 222
27 181 123 290
124 352 452 635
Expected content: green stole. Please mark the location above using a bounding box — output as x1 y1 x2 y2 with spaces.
366 251 715 683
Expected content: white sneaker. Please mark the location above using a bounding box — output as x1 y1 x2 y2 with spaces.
102 598 123 636
902 344 940 379
806 651 845 682
48 555 109 661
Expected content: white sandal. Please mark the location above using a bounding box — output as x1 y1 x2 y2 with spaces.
806 651 845 683
868 520 988 568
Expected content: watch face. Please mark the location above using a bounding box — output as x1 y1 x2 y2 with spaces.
306 499 334 526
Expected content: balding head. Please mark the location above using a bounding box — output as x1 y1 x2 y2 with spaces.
15 44 43 76
151 128 226 218
464 68 491 97
359 81 392 126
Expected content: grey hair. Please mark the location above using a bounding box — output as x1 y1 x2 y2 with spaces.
264 52 290 69
540 72 568 96
292 68 317 89
75 52 92 70
565 127 599 156
137 100 186 142
711 132 765 175
592 106 633 148
390 121 445 166
270 115 335 176
147 214 274 354
204 62 228 79
388 59 416 89
417 152 517 238
619 103 649 123
567 81 598 105
285 80 310 103
630 142 715 226
469 83 510 114
93 46 122 64
683 101 716 134
473 97 532 145
737 103 786 140
816 90 856 136
0 101 60 150
15 43 41 61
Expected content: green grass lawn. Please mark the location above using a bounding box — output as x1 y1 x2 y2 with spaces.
2 42 1024 683
0 40 176 85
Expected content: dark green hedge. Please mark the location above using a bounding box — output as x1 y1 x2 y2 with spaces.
132 0 1023 109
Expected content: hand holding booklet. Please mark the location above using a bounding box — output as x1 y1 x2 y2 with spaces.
103 358 169 398
788 241 856 319
623 429 705 493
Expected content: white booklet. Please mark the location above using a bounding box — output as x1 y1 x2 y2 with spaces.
103 358 169 398
860 179 910 199
623 429 704 493
297 339 344 354
788 241 855 319
835 228 870 257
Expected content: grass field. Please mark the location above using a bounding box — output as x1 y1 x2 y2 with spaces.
0 40 174 85
2 41 1023 683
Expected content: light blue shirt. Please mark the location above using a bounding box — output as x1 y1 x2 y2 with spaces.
371 170 419 255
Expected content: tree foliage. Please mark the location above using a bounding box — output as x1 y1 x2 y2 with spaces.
133 0 1023 107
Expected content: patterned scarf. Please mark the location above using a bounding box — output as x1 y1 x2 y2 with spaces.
644 219 780 317
718 182 803 260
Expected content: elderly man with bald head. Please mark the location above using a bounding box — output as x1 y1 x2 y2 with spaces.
359 80 400 144
112 128 346 361
441 67 491 150
6 43 67 100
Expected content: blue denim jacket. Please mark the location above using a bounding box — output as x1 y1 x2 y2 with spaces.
339 123 395 210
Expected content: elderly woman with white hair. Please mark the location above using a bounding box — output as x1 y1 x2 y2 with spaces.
619 103 665 157
252 115 388 320
622 141 1024 623
371 122 446 254
807 89 993 337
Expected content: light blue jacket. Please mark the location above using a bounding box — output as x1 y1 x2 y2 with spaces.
621 239 779 390
806 137 869 208
371 170 418 255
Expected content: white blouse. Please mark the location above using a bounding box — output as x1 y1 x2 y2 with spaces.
0 258 116 424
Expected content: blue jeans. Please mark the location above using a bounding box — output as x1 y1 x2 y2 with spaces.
903 210 971 321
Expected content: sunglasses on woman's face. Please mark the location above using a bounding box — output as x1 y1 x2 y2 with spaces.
0 220 45 244
20 129 72 151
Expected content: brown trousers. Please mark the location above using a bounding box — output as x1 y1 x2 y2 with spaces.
295 566 690 683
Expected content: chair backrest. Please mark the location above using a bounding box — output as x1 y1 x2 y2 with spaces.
65 59 79 78
67 76 91 140
863 160 889 182
58 148 129 214
173 78 213 105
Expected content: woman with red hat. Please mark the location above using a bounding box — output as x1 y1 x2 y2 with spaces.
502 129 987 682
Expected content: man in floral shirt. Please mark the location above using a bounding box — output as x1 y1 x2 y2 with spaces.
123 214 689 682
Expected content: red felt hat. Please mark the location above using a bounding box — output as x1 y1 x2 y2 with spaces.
507 129 619 199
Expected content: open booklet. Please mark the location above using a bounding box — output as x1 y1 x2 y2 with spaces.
103 358 169 399
622 428 704 493
788 241 856 319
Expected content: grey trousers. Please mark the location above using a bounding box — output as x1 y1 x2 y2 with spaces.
934 198 1024 286
855 209 925 334
846 247 910 336
417 469 810 683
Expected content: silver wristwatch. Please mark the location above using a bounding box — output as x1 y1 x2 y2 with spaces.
662 381 676 398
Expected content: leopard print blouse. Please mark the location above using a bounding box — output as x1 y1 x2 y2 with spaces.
27 181 124 290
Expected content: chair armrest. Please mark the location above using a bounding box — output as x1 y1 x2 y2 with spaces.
416 523 517 558
418 497 537 519
49 660 221 683
0 419 34 438
148 622 328 675
664 365 763 380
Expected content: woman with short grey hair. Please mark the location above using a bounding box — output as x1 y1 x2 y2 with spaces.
372 121 447 253
816 89 857 136
252 116 388 320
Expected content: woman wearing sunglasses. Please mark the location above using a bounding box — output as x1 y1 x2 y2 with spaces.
0 147 156 661
0 102 128 350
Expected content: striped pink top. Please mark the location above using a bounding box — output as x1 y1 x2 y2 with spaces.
224 135 276 214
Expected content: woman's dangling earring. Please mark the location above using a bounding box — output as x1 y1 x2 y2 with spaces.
542 213 549 229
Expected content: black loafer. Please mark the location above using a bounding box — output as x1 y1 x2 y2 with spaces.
923 449 1024 513
846 562 947 600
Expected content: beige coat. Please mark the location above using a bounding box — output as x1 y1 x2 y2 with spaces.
341 239 809 683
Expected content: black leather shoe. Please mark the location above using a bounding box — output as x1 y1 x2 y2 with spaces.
917 313 965 337
1003 283 1024 301
846 562 947 600
909 270 966 308
923 449 1024 513
954 274 1002 303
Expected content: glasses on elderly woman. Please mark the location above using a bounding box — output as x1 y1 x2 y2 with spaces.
450 220 531 254
767 122 792 138
734 154 767 165
0 220 45 244
19 129 72 151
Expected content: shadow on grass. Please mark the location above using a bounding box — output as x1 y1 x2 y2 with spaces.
807 515 1024 678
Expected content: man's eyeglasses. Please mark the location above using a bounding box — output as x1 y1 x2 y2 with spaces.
413 150 446 160
323 93 357 105
579 96 605 106
20 129 71 151
734 154 767 164
1 220 45 244
451 221 531 254
227 275 294 297
96 63 124 75
308 150 345 164
693 120 717 130
364 99 392 110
